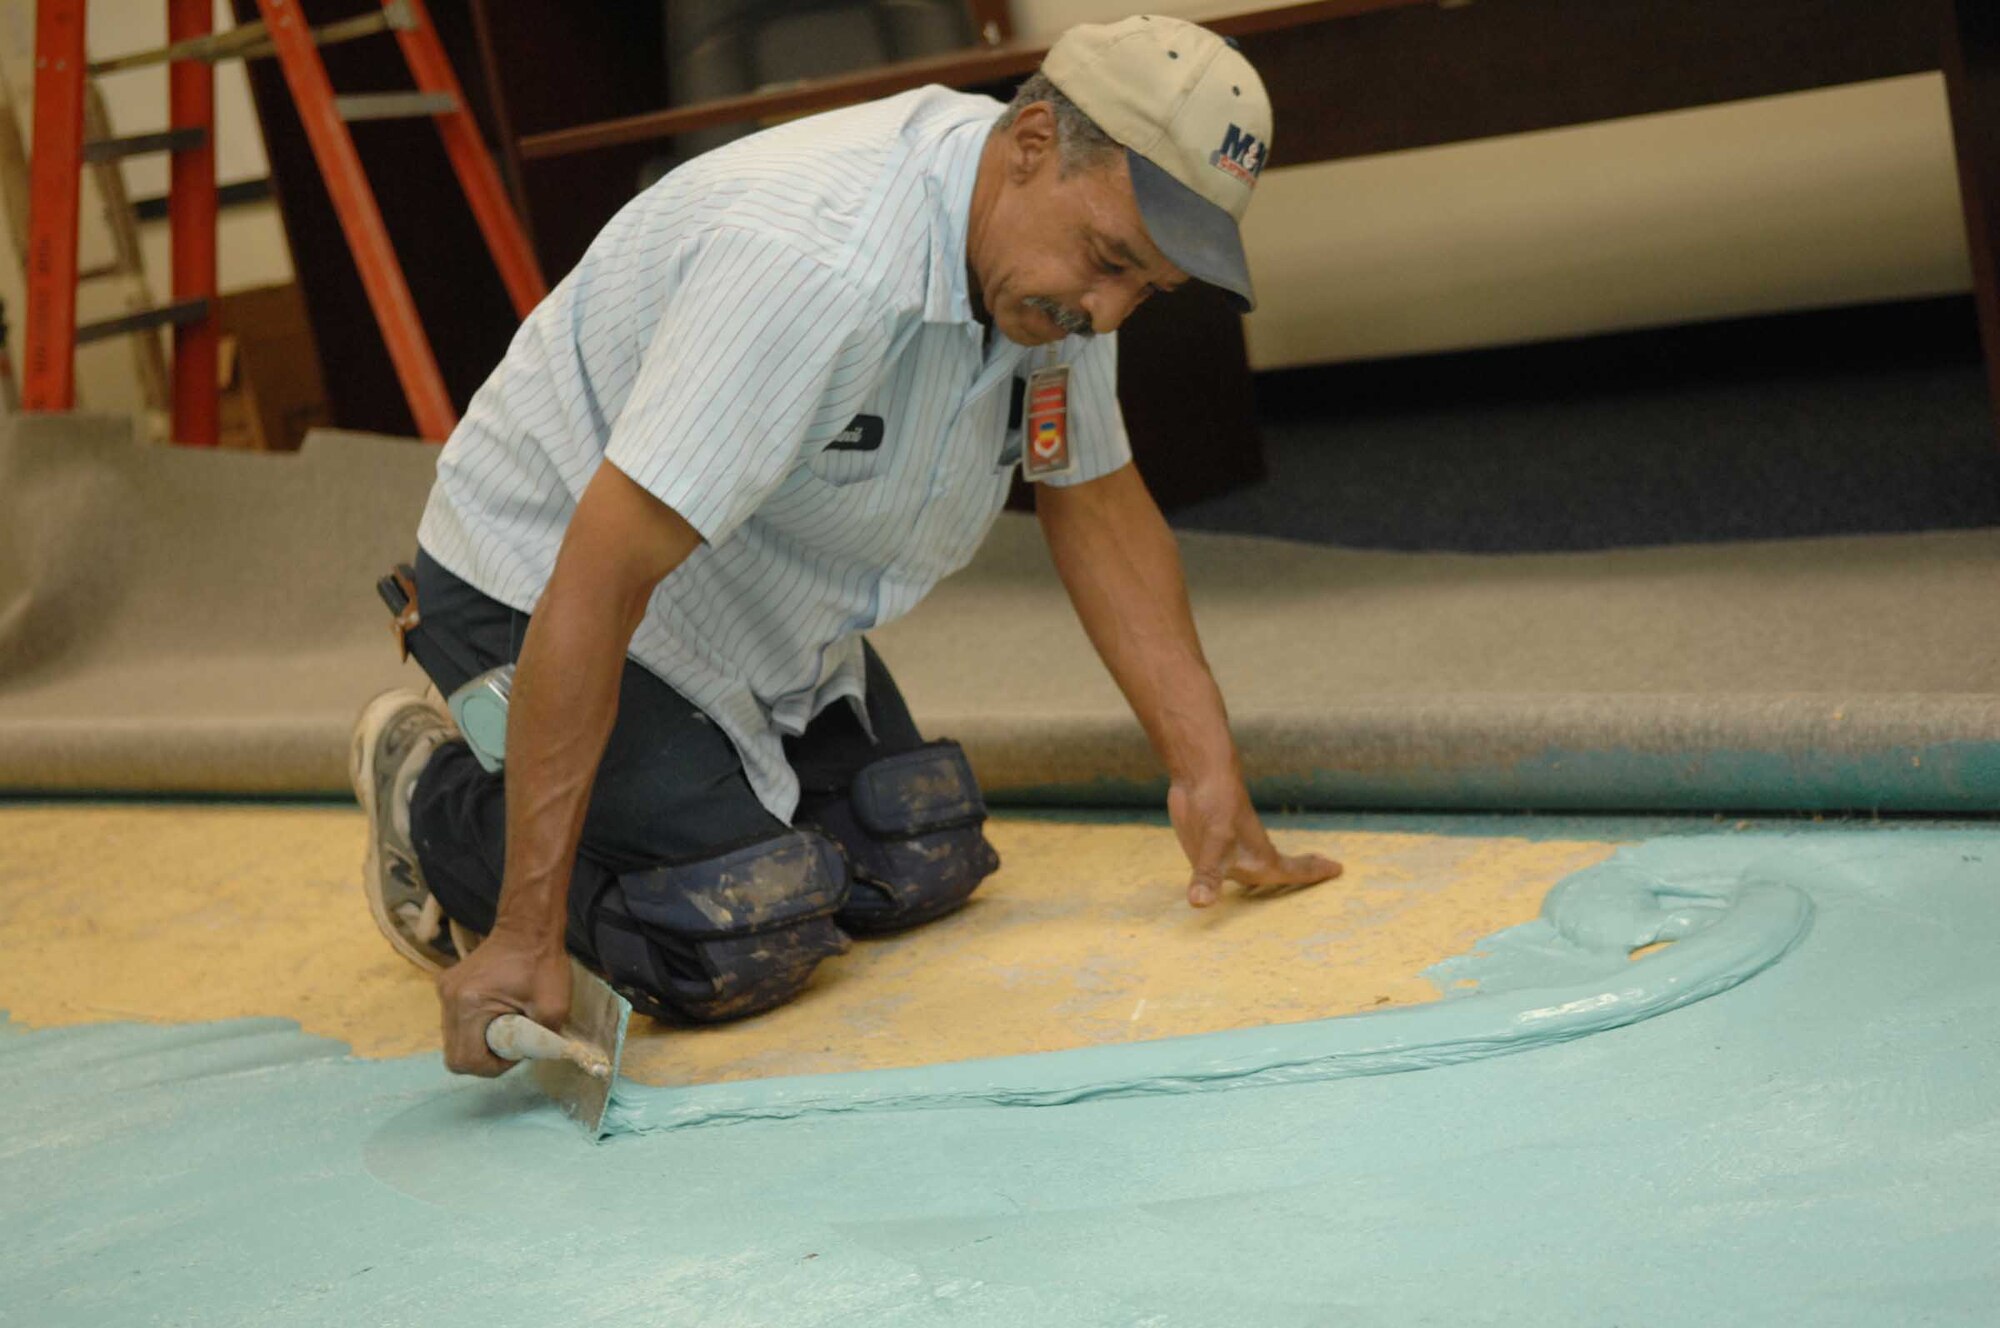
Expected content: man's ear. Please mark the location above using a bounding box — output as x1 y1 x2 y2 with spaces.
1007 101 1059 183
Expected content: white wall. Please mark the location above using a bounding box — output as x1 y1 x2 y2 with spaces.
1014 3 1974 369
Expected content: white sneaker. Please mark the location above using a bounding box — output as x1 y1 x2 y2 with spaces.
350 689 459 973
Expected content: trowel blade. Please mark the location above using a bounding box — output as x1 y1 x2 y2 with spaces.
527 958 631 1141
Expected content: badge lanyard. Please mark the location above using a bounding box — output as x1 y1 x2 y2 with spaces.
1020 345 1074 482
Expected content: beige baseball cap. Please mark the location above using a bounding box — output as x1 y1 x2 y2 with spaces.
1042 15 1272 311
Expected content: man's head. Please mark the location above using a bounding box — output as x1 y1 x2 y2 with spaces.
966 16 1272 347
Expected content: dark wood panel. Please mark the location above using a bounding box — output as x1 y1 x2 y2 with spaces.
1116 281 1264 509
465 0 664 261
233 0 523 435
520 0 1938 166
965 0 1014 44
1945 0 2000 431
1247 0 1943 168
513 2 1422 161
518 38 1044 160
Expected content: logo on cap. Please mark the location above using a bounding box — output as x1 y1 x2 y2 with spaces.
1209 123 1267 187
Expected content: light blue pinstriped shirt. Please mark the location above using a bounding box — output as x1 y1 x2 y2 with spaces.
417 87 1131 821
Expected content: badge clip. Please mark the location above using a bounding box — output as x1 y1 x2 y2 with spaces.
1020 362 1073 482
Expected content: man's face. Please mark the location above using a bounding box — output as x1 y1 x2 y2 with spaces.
972 104 1190 346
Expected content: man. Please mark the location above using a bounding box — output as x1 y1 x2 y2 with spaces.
352 15 1340 1078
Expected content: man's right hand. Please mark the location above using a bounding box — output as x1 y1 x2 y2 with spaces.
435 928 573 1077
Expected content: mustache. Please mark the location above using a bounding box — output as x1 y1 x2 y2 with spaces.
1023 296 1095 338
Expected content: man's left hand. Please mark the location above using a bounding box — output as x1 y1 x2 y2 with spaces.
1168 775 1343 908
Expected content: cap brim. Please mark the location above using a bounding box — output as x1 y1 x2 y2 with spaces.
1126 148 1255 313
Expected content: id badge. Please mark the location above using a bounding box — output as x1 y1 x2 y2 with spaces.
1021 362 1073 482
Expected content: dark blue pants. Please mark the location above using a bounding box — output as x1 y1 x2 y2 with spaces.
403 548 926 964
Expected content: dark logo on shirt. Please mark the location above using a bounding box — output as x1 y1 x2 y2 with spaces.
826 415 885 452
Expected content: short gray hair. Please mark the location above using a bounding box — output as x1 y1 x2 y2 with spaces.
996 71 1121 175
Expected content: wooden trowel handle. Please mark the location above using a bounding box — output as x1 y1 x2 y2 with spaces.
485 1013 612 1080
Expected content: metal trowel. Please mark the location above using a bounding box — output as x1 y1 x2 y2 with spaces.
482 958 631 1140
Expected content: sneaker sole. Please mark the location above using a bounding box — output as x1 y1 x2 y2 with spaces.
352 690 449 975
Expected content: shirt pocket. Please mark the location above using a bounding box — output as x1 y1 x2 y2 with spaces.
805 446 890 487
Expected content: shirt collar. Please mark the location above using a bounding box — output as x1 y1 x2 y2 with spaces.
924 115 993 325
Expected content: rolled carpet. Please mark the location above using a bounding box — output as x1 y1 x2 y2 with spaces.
3 415 1995 810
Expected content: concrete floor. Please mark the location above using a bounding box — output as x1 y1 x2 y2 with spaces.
6 804 1996 1325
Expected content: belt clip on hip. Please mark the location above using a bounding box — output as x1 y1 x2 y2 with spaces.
1022 352 1073 483
374 564 514 774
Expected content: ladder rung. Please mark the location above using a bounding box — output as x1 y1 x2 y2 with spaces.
335 91 458 123
77 299 211 345
87 1 417 76
82 127 207 163
78 263 126 282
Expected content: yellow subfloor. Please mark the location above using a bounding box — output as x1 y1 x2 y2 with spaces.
0 805 1617 1085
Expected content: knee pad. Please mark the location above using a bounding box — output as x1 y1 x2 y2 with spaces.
800 741 1000 935
588 831 851 1024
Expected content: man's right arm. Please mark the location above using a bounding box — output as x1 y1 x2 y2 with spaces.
435 461 701 1076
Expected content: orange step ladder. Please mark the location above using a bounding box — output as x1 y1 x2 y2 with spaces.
23 0 546 445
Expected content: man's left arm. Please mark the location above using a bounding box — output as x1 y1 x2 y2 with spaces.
1036 462 1342 907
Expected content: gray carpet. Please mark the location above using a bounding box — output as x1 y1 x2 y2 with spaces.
877 517 2000 810
3 414 1996 810
1173 297 2000 552
0 416 432 793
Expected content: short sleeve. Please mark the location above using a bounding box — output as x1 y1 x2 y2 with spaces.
603 228 890 544
1037 329 1132 488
